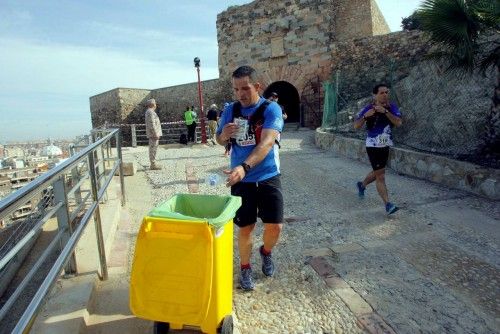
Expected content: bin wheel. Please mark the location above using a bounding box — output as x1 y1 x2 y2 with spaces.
153 321 170 334
220 315 233 334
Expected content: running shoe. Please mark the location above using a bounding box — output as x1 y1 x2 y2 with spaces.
239 268 255 291
385 202 399 215
259 245 275 277
356 181 365 198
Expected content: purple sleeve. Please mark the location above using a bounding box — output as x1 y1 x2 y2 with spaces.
390 103 402 117
356 105 372 120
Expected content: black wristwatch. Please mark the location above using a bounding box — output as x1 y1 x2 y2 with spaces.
240 162 251 173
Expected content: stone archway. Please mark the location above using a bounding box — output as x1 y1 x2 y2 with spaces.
263 81 300 123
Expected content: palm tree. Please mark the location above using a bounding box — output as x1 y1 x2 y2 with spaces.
417 0 500 157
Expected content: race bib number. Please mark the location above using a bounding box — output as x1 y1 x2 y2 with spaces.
233 118 248 141
376 133 390 146
236 132 256 146
231 118 256 146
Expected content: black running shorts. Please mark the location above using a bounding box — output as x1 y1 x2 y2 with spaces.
366 146 390 171
230 175 284 227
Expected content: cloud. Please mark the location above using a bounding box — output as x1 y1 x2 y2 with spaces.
0 37 220 140
0 37 219 95
0 9 33 29
83 21 216 50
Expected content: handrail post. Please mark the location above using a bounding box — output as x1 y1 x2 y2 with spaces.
70 166 83 206
106 139 111 165
53 176 77 275
69 145 83 205
87 150 108 281
100 143 108 203
131 124 137 147
116 131 126 206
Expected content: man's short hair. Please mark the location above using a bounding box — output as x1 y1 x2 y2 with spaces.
146 98 156 106
373 84 389 94
232 65 257 82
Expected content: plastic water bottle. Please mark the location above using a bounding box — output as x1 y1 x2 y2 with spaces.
207 173 222 186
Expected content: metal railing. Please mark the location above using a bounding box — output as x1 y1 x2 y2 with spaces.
0 128 125 333
130 120 210 147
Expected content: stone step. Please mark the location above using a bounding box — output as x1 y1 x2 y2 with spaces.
282 122 300 131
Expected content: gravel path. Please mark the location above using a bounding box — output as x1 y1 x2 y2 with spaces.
97 129 498 334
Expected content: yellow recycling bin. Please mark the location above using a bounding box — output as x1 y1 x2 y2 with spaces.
130 194 241 334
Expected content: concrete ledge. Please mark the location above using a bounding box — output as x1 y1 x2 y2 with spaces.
106 162 136 176
31 275 97 334
74 177 122 274
315 128 500 200
31 177 124 333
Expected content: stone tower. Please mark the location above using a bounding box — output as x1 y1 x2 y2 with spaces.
217 0 389 77
216 0 390 124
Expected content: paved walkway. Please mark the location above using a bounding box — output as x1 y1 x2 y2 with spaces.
87 129 499 334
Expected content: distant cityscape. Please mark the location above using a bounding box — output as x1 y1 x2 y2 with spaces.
0 137 85 227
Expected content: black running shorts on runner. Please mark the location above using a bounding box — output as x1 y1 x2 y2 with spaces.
230 175 284 227
366 146 390 171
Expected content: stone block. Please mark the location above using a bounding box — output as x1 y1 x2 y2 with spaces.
303 247 334 257
442 166 454 176
334 288 373 315
331 242 364 253
480 178 498 199
110 162 136 176
309 256 336 278
357 313 397 334
429 162 443 177
324 275 350 289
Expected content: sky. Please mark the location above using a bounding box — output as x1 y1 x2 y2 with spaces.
0 0 422 142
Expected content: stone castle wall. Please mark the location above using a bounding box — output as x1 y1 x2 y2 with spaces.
117 88 152 124
89 88 122 128
90 1 428 136
329 30 430 103
215 0 397 127
145 79 224 124
217 0 390 78
90 80 227 126
316 129 500 200
217 0 336 79
370 0 391 36
334 0 390 39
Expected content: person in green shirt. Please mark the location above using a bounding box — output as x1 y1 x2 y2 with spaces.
184 106 197 143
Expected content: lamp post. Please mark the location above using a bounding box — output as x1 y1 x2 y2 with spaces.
194 57 207 144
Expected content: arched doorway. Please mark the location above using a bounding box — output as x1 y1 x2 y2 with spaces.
263 81 300 123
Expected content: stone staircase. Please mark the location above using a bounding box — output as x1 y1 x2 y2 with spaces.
282 122 301 131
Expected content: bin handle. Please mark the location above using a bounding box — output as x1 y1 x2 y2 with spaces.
146 232 194 240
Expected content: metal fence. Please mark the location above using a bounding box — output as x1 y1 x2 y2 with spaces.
129 120 210 147
0 128 125 333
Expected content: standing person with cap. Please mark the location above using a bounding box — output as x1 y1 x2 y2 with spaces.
145 98 162 170
268 92 287 120
207 104 219 144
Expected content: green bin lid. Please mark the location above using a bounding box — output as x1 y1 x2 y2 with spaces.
148 193 242 229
